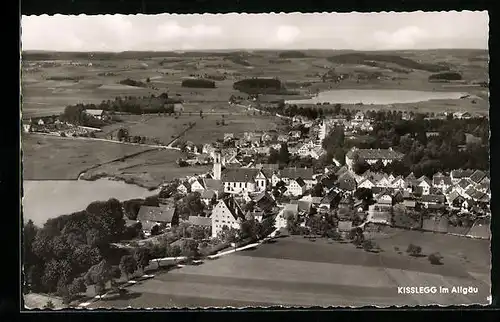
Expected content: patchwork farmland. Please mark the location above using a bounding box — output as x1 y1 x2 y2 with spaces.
90 236 490 308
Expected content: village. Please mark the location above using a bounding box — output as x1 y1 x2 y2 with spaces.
23 100 490 245
94 105 490 245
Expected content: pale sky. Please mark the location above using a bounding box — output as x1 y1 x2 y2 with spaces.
21 11 489 52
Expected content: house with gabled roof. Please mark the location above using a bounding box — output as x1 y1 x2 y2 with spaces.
420 194 446 208
345 147 404 171
137 205 179 234
319 190 341 210
201 190 217 206
416 176 432 195
390 176 406 189
358 178 375 190
469 170 487 185
210 196 245 237
450 169 474 184
286 178 307 196
177 181 191 194
275 167 316 189
432 173 452 192
188 215 212 228
253 191 276 213
191 178 206 192
455 178 473 195
446 190 466 209
375 175 392 188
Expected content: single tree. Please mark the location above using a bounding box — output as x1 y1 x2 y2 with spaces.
428 252 444 265
43 300 55 309
133 247 151 275
406 243 422 257
119 255 137 281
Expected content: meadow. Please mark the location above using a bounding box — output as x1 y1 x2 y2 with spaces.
22 49 489 118
22 134 152 180
81 149 210 189
89 235 490 308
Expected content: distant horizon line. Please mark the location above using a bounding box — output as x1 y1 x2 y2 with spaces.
22 47 488 53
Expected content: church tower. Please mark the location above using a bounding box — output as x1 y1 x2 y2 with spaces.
318 120 328 143
213 150 222 180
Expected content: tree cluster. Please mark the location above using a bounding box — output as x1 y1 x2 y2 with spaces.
23 198 136 302
181 79 216 88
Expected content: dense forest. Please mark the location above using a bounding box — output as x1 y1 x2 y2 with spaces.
119 78 148 88
428 72 463 81
181 79 216 88
60 93 181 125
319 112 489 178
328 53 450 72
278 51 307 58
232 78 293 95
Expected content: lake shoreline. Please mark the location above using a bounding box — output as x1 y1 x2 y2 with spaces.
285 89 469 105
22 179 160 226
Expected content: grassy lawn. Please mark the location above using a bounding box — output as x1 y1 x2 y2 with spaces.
22 134 152 180
89 235 489 308
83 149 210 189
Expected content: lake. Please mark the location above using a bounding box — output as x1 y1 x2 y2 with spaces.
285 89 467 105
22 179 160 226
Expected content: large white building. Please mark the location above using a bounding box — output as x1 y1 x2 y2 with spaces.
345 147 404 171
210 197 245 237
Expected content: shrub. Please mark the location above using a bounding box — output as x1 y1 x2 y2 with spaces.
406 243 422 257
428 252 444 265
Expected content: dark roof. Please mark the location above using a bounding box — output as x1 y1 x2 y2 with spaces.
294 177 306 187
216 196 245 220
446 191 463 203
335 166 349 176
188 216 212 227
403 200 416 207
337 172 357 191
321 190 339 204
221 168 261 182
458 178 472 189
290 199 311 212
204 179 223 191
417 176 432 186
137 206 177 223
469 170 487 184
278 167 314 180
451 169 474 179
421 194 445 204
201 190 216 199
347 148 404 161
253 192 276 212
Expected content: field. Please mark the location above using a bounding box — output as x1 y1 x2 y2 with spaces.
96 112 286 146
22 134 152 180
22 49 489 118
89 235 490 308
82 149 210 189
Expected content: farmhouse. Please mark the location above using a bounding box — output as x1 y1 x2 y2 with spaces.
274 167 316 189
345 147 404 171
188 216 212 228
286 178 307 196
137 205 179 235
210 197 245 237
83 109 106 120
